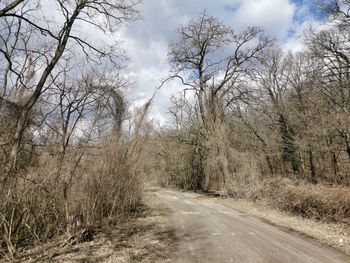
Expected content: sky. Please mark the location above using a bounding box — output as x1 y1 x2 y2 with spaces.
118 0 324 125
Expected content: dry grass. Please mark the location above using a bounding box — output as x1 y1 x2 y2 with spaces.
0 136 144 260
216 197 350 256
0 97 152 260
5 192 177 263
234 178 350 225
265 180 350 224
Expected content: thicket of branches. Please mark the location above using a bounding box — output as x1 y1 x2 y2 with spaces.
1 0 350 259
155 2 350 224
0 0 151 260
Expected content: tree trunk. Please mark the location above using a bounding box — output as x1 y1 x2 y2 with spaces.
5 5 82 174
278 113 301 173
308 146 316 183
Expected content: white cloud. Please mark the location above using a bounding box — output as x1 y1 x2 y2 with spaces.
119 0 318 123
231 0 296 39
282 19 314 52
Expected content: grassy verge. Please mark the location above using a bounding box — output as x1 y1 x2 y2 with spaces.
5 192 177 263
215 197 350 256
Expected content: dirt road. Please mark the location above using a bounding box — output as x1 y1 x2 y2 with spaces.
152 188 349 263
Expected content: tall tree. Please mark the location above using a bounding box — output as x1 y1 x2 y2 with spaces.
0 0 141 175
166 11 273 127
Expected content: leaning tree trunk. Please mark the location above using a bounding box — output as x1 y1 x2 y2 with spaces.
5 5 82 176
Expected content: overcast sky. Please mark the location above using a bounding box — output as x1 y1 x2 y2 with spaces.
118 0 323 124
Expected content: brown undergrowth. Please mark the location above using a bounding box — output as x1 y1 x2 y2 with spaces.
228 178 350 226
4 192 177 263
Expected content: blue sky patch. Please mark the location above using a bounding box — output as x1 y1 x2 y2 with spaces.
292 0 327 21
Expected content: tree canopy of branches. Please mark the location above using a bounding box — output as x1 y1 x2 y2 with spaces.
0 1 151 259
158 4 350 193
0 0 141 174
166 11 273 127
159 11 273 190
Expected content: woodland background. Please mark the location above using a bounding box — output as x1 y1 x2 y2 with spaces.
0 0 350 260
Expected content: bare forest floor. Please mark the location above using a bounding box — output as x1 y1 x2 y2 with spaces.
3 192 177 263
215 196 350 256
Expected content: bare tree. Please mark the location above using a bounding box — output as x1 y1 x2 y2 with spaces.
256 49 302 173
307 1 350 165
0 0 141 175
161 11 273 191
318 0 350 26
0 0 25 17
165 11 273 126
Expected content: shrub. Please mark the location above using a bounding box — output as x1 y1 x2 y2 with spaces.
264 179 350 224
